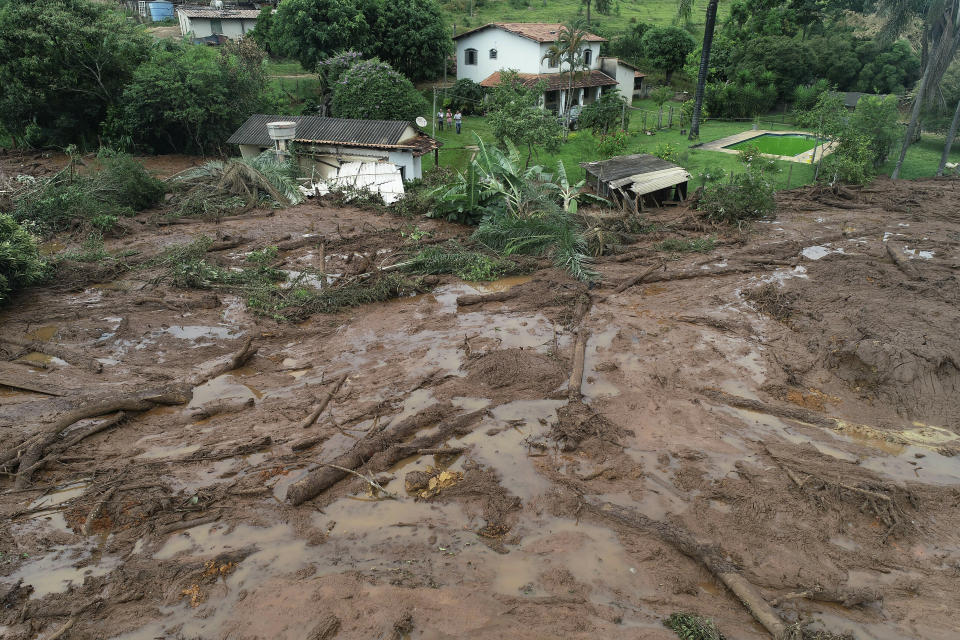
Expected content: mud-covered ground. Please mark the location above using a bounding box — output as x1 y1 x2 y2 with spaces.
2 171 959 640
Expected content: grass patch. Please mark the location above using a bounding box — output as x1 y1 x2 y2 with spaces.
664 612 725 640
444 0 731 35
654 236 717 253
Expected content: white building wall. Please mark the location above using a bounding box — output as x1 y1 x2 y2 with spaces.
455 29 542 82
178 15 258 39
387 151 420 180
600 58 635 101
538 41 602 74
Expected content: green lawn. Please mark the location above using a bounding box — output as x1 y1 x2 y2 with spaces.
421 107 960 190
447 0 729 35
264 59 311 76
727 133 822 156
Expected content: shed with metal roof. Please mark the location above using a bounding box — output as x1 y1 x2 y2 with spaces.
581 154 690 212
227 115 440 181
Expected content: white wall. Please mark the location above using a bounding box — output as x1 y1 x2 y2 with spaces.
600 59 635 101
538 41 602 74
179 15 257 39
388 151 420 181
455 29 542 82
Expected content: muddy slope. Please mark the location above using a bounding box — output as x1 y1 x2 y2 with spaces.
2 177 960 640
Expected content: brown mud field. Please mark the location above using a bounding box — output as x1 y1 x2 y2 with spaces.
2 175 960 639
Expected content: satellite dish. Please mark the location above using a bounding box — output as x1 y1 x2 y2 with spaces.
415 116 428 128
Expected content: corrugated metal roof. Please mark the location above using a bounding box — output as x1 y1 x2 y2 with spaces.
480 70 618 90
581 153 679 183
177 6 262 19
227 115 412 148
454 23 607 42
624 168 691 195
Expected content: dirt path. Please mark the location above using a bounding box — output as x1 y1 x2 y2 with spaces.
1 178 959 639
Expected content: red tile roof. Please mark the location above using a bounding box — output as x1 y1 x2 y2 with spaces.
454 23 607 43
480 70 618 91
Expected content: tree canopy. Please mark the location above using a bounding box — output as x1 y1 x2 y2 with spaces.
106 41 280 154
266 0 451 80
486 71 563 167
0 0 150 147
641 26 696 83
329 58 430 121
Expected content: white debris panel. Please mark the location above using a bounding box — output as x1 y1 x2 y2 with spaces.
300 161 405 204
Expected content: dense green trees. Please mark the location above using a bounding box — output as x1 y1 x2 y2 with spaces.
329 59 429 121
486 71 563 168
0 0 150 147
0 0 279 153
263 0 451 81
641 26 696 83
106 41 280 154
0 214 47 305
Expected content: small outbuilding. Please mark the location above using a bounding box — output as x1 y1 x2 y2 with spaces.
176 5 262 42
227 114 441 182
581 153 690 212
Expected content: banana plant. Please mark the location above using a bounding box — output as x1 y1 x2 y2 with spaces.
544 160 609 214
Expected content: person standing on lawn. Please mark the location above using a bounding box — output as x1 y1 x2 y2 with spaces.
454 110 462 134
437 109 444 131
446 109 453 129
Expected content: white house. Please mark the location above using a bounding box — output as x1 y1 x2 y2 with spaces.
453 23 638 112
227 115 441 182
176 5 261 41
599 57 647 100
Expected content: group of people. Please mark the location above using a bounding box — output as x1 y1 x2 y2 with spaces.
436 109 463 134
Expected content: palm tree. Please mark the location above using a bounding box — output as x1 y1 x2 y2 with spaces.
881 0 960 178
542 24 590 140
688 0 719 140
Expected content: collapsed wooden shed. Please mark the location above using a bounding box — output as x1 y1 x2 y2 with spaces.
581 153 690 213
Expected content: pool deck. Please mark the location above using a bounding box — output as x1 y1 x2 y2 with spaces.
700 129 837 164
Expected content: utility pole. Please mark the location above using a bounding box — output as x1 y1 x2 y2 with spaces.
432 87 437 139
621 99 626 131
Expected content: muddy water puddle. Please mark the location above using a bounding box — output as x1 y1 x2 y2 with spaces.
189 372 261 408
5 542 118 598
25 324 58 341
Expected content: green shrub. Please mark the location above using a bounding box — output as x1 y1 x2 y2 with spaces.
330 58 429 121
579 90 628 135
705 77 778 119
793 79 831 113
653 142 680 163
13 152 163 232
698 165 776 224
0 214 48 304
597 130 629 157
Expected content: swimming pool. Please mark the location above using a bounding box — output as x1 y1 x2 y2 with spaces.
724 133 825 156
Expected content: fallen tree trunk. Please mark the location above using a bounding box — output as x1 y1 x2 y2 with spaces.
456 290 515 307
190 336 257 386
700 389 835 429
612 260 665 294
3 385 191 487
287 405 488 506
300 373 349 429
586 499 786 639
567 330 589 402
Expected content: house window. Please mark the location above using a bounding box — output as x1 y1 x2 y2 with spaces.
583 48 592 66
465 48 478 65
548 57 558 69
210 19 223 34
489 48 497 60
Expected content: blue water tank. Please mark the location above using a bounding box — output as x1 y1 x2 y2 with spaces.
148 1 174 21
